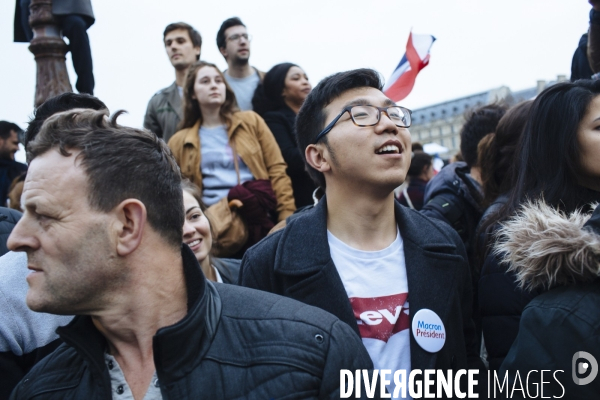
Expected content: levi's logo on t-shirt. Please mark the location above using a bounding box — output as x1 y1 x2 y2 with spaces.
349 293 409 342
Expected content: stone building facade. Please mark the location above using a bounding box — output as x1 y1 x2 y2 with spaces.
408 76 567 158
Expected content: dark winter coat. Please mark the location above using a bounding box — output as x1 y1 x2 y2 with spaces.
10 246 376 399
478 194 542 371
239 198 484 379
497 201 600 399
398 177 428 210
262 106 317 208
421 162 484 251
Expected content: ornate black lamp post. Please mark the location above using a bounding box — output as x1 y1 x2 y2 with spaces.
28 0 72 107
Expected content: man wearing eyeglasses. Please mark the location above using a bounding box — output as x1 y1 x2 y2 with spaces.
216 17 264 111
240 69 485 397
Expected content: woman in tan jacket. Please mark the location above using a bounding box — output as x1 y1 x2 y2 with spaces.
168 61 295 224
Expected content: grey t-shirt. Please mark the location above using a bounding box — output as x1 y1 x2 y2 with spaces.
200 125 254 205
224 70 260 111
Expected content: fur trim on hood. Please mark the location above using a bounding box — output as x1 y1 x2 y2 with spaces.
493 201 600 291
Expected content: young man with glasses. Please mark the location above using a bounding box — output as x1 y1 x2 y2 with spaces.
216 17 264 111
240 69 484 397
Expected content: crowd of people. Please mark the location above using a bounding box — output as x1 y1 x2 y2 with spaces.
1 5 600 400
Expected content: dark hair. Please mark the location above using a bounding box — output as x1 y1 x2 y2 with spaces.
163 22 202 60
181 179 234 281
178 61 239 130
252 62 297 116
460 103 508 167
25 92 107 149
478 80 600 263
216 17 245 50
28 109 184 248
0 121 22 140
507 80 600 213
181 179 206 211
407 151 432 177
180 179 216 251
477 100 532 208
411 142 424 152
295 68 384 188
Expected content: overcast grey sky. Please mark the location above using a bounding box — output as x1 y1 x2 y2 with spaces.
0 0 592 131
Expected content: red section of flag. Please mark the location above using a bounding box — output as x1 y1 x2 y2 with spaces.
349 293 410 343
384 32 432 102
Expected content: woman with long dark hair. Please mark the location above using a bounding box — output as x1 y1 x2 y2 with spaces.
478 80 600 371
477 100 533 211
252 63 316 207
168 61 295 255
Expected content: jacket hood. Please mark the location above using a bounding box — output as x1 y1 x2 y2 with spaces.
493 201 600 291
424 161 483 212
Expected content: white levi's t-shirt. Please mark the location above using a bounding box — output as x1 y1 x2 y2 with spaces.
328 229 411 399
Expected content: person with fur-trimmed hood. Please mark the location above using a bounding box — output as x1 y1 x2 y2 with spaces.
496 201 600 398
478 80 600 371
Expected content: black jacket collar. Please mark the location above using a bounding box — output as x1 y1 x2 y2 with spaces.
57 245 222 384
273 197 462 370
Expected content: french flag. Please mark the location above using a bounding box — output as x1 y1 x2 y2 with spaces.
384 32 436 102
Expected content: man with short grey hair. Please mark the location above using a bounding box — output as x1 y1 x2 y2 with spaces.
8 108 377 399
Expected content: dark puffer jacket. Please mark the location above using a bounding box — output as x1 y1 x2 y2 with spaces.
421 162 484 250
10 246 377 400
498 201 600 399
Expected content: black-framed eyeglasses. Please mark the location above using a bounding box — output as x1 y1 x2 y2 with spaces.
227 33 252 42
313 105 412 144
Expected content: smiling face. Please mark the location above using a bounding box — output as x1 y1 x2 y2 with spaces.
164 28 201 71
317 87 411 193
220 25 250 66
192 66 227 109
182 190 212 264
282 66 311 107
7 150 128 314
577 94 600 189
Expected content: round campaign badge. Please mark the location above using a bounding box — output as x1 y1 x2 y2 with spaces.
412 309 446 353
